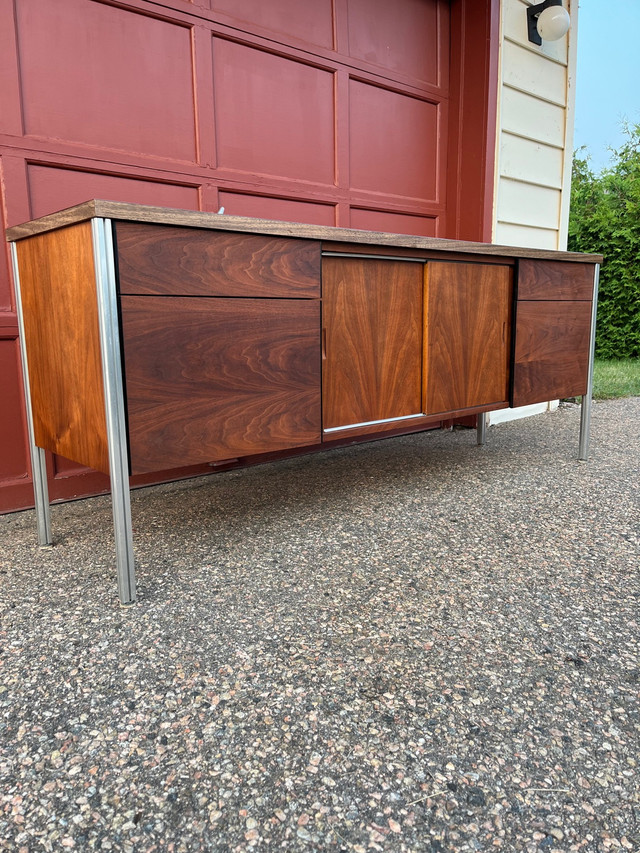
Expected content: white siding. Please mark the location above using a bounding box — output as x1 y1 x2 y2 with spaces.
490 0 578 423
500 88 566 147
494 0 577 249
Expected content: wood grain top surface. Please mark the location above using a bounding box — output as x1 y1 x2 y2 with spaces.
5 199 604 264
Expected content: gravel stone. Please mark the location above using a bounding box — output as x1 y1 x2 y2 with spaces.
1 398 639 851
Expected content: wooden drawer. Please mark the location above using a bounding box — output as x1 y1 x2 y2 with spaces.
518 259 594 301
115 222 321 298
511 300 592 407
120 295 322 474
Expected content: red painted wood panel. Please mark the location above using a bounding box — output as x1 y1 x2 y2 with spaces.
27 166 201 220
16 0 197 161
346 0 444 86
212 38 336 184
211 0 334 48
0 339 30 483
0 0 22 138
350 209 437 237
0 165 12 312
217 192 336 226
447 0 500 242
349 80 441 202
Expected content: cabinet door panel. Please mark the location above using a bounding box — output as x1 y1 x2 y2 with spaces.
511 300 592 407
425 262 512 414
322 257 423 430
121 296 321 474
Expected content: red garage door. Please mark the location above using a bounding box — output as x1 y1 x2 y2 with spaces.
0 0 497 511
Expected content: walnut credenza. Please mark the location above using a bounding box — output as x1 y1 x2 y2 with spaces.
7 202 602 604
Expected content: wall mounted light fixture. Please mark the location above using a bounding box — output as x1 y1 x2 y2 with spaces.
527 0 571 45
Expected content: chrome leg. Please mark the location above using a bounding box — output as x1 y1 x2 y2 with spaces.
92 219 137 605
579 264 600 462
477 411 487 446
11 243 52 546
32 447 52 546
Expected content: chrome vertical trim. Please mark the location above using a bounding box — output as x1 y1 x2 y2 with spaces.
578 263 600 462
477 411 487 446
92 218 137 605
10 241 52 545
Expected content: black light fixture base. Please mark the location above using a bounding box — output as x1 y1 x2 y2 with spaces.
527 0 562 45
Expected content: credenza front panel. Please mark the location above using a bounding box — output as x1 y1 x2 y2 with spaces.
115 222 322 299
120 295 322 474
511 300 592 408
322 256 424 431
425 262 512 415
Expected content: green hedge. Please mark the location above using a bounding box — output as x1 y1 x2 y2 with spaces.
568 125 640 359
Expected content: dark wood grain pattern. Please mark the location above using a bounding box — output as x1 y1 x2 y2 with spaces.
518 259 595 301
16 222 109 473
425 262 512 414
322 241 516 266
322 257 423 430
120 296 321 474
512 300 592 407
116 222 321 298
6 200 602 264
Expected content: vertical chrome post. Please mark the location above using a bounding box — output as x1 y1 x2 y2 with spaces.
11 242 52 546
477 411 487 446
578 264 600 462
92 218 136 605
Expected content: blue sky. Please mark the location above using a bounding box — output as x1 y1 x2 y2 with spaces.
573 0 640 173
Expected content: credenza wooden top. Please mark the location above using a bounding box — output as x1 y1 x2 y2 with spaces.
6 200 603 265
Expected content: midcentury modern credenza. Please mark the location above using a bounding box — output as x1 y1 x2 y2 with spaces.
7 201 602 605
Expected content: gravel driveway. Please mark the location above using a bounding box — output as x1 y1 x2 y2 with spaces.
1 398 639 852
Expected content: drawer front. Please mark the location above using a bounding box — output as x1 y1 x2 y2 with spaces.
518 259 594 301
121 296 321 474
115 222 321 298
511 300 592 408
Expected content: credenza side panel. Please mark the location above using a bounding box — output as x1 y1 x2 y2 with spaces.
121 296 322 474
15 222 109 473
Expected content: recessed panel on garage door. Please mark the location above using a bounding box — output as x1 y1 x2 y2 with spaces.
16 0 196 161
0 340 30 482
346 0 445 86
350 209 437 237
218 192 336 225
349 81 441 202
213 39 335 184
26 166 200 220
211 0 334 48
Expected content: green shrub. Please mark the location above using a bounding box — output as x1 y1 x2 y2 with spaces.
568 125 640 358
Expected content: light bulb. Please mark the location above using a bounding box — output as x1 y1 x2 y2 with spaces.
536 5 570 41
